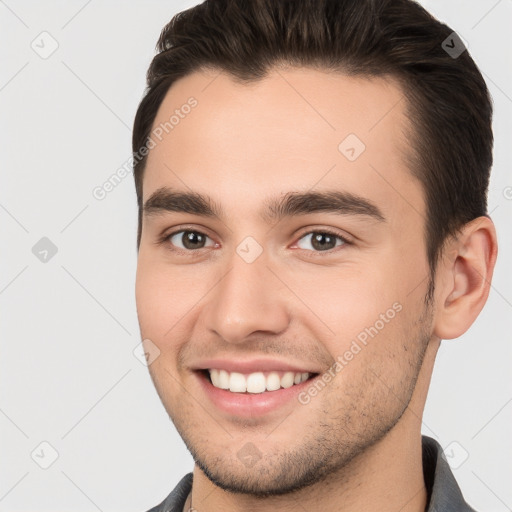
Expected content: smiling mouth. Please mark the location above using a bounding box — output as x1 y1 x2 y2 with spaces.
200 369 319 394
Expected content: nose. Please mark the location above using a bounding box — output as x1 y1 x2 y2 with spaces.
201 249 290 344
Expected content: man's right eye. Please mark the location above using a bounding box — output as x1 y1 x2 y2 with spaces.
163 229 217 252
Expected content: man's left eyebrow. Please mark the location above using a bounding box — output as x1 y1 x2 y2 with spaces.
261 190 386 223
142 187 386 223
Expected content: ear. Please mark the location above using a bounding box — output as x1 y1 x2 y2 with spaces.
433 216 498 340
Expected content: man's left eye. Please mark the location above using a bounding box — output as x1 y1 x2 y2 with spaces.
295 230 349 252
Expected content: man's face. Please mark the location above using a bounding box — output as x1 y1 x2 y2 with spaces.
135 67 435 495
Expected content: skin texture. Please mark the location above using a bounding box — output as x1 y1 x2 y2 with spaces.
135 67 498 512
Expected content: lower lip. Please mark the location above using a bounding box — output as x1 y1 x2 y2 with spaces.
195 371 318 417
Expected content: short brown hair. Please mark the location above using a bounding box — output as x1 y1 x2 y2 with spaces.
132 0 493 303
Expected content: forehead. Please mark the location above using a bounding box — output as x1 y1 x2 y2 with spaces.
142 67 423 223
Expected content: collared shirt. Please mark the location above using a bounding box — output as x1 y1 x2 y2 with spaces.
144 435 477 512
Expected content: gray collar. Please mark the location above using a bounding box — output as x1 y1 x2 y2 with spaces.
422 436 476 511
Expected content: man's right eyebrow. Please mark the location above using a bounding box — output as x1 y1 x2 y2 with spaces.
142 187 386 224
143 187 223 219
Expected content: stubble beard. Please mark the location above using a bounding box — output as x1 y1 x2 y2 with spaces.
164 298 434 498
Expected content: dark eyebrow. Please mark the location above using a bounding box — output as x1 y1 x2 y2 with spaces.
143 187 386 223
261 190 385 223
143 187 224 219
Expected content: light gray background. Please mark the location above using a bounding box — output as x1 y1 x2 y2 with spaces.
1 1 511 510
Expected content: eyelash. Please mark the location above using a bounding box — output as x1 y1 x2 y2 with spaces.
158 226 352 257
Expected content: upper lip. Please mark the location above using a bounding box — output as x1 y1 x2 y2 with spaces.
191 358 321 374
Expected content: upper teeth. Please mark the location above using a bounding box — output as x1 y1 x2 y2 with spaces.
208 369 310 394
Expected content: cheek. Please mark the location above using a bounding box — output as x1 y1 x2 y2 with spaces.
135 258 183 338
135 264 189 391
287 263 413 373
296 266 399 337
135 258 211 357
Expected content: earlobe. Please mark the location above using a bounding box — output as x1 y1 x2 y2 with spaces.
433 216 498 340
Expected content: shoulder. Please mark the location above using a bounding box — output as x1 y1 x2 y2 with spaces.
422 436 478 512
143 473 193 512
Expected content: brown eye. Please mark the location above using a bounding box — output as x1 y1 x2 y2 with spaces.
296 230 349 253
166 230 215 251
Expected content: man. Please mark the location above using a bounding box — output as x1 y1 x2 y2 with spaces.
132 0 498 510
